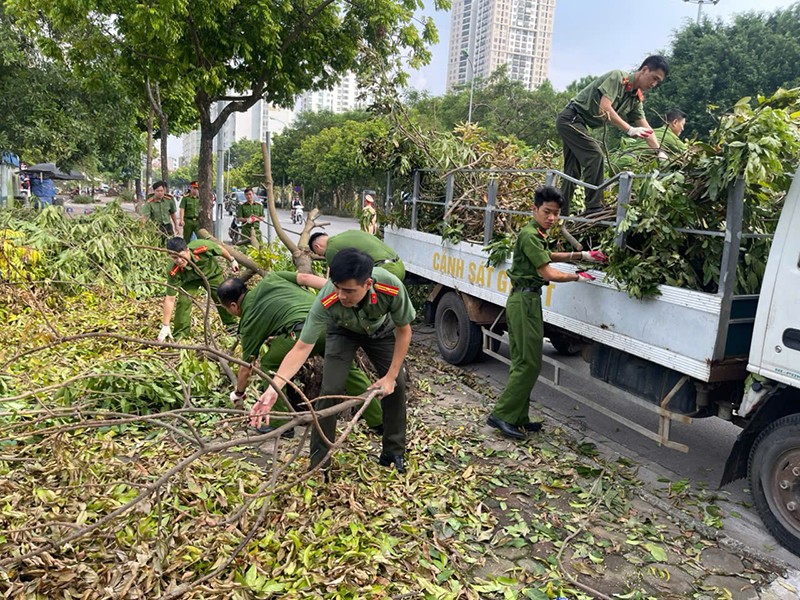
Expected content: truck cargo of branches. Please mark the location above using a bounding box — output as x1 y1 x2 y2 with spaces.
385 166 800 556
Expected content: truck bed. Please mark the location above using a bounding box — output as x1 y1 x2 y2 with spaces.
386 227 753 383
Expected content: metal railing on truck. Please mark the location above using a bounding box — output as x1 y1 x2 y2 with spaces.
392 167 776 450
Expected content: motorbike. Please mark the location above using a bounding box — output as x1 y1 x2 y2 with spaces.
291 204 304 225
224 195 239 216
228 218 246 245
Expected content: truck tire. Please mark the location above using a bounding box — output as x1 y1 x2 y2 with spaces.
435 292 482 365
748 413 800 556
548 332 582 356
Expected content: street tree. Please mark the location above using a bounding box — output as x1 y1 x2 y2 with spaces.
11 0 446 233
648 4 800 138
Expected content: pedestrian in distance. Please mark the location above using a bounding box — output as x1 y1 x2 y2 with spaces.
556 55 668 215
251 248 415 475
218 275 384 435
141 180 179 238
360 193 378 235
236 187 264 244
179 181 201 243
487 186 608 440
309 229 405 281
157 237 239 342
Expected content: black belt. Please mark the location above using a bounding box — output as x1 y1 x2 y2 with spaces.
512 286 542 294
283 321 305 336
562 102 585 126
375 257 400 266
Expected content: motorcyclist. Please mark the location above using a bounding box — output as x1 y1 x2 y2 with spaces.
291 196 304 223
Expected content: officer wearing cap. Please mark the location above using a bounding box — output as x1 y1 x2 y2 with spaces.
309 229 405 281
236 187 264 243
251 248 415 475
141 180 178 238
180 181 201 242
218 274 384 434
360 193 378 235
157 237 239 341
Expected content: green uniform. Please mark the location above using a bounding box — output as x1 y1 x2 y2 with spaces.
616 125 686 170
165 240 236 338
142 194 176 238
236 201 264 243
491 222 550 427
556 70 646 213
299 267 416 469
325 229 405 281
180 193 201 243
237 271 382 428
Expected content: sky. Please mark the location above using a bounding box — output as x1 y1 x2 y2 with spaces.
408 0 798 93
169 0 796 157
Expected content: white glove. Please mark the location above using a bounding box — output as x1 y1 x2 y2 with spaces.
576 272 596 282
157 325 172 342
626 126 653 138
230 258 239 273
230 390 246 404
657 150 669 161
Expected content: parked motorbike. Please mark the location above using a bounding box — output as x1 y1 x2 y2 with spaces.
228 218 246 245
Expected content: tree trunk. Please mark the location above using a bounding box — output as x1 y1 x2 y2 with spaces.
145 106 154 192
197 119 215 231
160 113 169 184
198 228 266 277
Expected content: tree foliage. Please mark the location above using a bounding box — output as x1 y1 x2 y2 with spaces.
648 4 800 138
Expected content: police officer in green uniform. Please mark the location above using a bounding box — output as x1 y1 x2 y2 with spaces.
309 229 405 281
488 187 607 440
617 108 687 169
218 274 383 433
556 55 668 214
141 180 178 238
157 237 239 341
252 248 415 474
180 181 201 243
236 187 264 243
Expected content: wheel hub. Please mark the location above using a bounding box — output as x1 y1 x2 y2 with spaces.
768 451 800 534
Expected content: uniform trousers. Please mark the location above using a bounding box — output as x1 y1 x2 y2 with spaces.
310 323 406 470
491 290 543 426
173 276 237 338
556 107 606 214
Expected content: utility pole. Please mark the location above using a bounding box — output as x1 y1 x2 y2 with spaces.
461 49 476 124
683 0 720 24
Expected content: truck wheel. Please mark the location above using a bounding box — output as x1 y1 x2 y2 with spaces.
749 413 800 556
548 332 582 356
435 292 482 365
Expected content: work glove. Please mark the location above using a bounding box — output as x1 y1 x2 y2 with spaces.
657 150 669 161
230 390 246 404
230 258 240 273
157 324 172 342
576 271 596 282
248 216 258 223
581 250 608 264
626 126 653 138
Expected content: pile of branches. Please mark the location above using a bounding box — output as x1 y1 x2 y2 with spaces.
600 87 800 297
0 202 165 296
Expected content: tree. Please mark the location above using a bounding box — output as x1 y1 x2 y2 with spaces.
11 0 446 231
226 139 262 171
0 5 143 173
648 4 800 138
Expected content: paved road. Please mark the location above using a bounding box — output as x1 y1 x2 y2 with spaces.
431 332 800 569
213 206 359 246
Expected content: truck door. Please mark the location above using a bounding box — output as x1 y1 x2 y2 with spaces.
750 170 800 385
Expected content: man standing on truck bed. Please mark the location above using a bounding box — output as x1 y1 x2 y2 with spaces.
309 230 405 281
488 186 607 440
556 55 668 215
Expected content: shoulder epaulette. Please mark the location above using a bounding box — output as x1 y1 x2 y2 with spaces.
374 282 399 296
321 291 339 308
192 245 208 256
169 265 182 277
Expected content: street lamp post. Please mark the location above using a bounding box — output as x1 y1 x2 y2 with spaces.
461 50 476 124
683 0 720 24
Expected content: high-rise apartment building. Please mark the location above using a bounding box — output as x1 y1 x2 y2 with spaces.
446 0 556 92
295 72 368 114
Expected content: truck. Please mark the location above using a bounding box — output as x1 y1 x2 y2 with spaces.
384 166 800 556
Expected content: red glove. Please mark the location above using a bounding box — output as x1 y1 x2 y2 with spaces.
248 216 258 223
581 250 608 264
577 271 596 282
